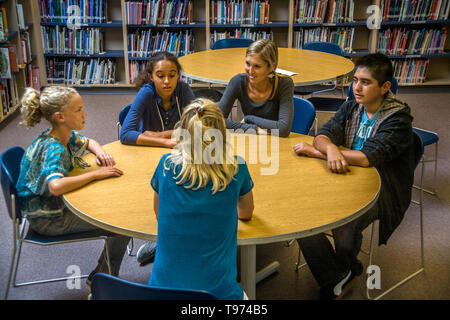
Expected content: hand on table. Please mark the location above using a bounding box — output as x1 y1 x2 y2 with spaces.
326 145 350 173
293 142 325 159
96 152 115 167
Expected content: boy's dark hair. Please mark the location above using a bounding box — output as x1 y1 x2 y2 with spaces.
355 53 393 87
134 51 182 90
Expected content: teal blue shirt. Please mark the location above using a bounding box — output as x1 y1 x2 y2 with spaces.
351 108 381 150
149 153 254 299
16 129 89 219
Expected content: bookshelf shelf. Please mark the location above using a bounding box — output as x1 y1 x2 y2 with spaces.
44 50 125 58
22 0 449 90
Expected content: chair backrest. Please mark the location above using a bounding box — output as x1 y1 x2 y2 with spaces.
91 273 218 300
303 41 344 56
0 146 25 221
212 38 253 50
412 130 424 169
119 104 131 126
347 77 399 100
291 97 316 135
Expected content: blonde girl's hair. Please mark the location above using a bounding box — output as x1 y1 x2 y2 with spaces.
246 39 288 100
165 98 238 194
20 86 78 127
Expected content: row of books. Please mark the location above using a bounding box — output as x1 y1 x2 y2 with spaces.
381 0 450 21
39 0 108 24
294 0 355 24
393 58 429 83
293 27 355 53
210 0 270 25
46 58 115 84
128 29 194 57
129 60 146 83
0 77 19 121
210 29 273 47
126 0 193 25
41 26 105 55
377 28 447 55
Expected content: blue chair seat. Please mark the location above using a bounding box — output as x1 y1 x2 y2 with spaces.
413 128 439 146
24 228 110 245
307 97 345 112
91 273 218 300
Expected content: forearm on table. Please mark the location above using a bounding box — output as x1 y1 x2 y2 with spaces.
48 173 97 196
87 138 104 155
314 135 369 167
136 133 175 148
143 130 174 139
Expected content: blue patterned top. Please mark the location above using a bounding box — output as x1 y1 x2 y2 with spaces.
16 129 89 219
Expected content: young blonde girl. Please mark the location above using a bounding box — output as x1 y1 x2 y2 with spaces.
148 98 254 300
16 86 130 288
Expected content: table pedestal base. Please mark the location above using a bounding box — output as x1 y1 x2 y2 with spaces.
239 245 280 300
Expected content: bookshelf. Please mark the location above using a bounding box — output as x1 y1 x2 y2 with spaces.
27 0 449 89
0 0 40 124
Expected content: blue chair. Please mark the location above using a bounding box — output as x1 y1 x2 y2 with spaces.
295 42 345 97
91 273 218 300
309 76 399 113
291 97 317 135
0 146 111 300
412 127 439 195
212 38 253 50
366 130 425 300
116 104 131 139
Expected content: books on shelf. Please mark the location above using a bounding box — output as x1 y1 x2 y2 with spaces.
41 25 105 55
39 0 108 24
20 31 32 64
381 0 450 22
4 45 18 73
0 76 19 119
393 58 429 83
210 28 273 47
377 27 447 55
0 47 12 79
126 0 194 25
294 27 355 53
210 0 270 25
294 0 354 24
128 29 194 57
17 3 25 30
0 6 8 41
46 57 115 85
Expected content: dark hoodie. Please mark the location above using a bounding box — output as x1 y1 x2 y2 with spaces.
318 92 415 245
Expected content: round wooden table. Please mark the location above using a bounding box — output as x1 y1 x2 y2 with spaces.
178 47 355 86
64 133 380 299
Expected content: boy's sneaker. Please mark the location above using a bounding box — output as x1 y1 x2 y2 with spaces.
136 241 157 266
320 270 359 300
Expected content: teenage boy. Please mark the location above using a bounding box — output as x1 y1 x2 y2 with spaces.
293 53 415 300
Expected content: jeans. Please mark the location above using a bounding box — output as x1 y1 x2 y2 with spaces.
28 208 130 276
297 204 379 289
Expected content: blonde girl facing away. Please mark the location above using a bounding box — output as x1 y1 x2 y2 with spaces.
148 98 254 300
218 39 294 137
16 86 130 289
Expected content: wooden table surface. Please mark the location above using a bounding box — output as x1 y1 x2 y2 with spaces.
64 133 380 245
178 47 355 86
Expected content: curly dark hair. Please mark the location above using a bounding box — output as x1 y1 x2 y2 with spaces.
134 51 183 90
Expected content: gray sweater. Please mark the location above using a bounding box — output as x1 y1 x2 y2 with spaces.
218 73 294 137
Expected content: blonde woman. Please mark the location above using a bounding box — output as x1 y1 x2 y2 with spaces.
148 98 254 300
218 39 294 137
16 86 130 292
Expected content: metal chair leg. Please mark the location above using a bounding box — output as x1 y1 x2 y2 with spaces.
366 157 425 300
